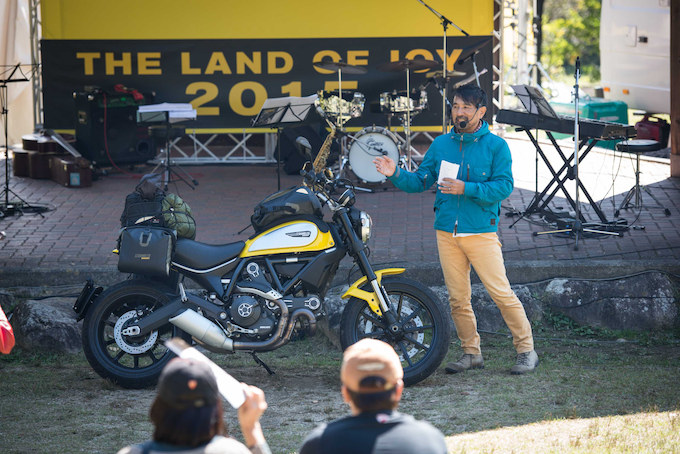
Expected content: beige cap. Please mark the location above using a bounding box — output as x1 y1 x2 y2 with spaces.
340 339 404 393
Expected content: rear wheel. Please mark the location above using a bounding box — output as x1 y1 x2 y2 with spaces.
82 279 190 388
340 277 451 386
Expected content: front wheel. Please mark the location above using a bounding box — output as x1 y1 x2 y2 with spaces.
82 279 191 388
340 277 451 387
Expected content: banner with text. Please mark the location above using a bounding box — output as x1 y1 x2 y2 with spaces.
41 36 493 131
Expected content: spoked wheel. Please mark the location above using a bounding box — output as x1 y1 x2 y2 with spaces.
340 276 451 386
82 279 190 388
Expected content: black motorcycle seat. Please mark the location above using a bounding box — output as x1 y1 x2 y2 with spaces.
173 239 245 272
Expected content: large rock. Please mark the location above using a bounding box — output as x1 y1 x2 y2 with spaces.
317 273 679 346
12 297 82 353
6 273 678 354
542 272 678 331
467 284 543 331
317 285 349 348
431 284 543 333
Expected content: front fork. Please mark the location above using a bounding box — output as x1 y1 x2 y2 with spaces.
337 210 403 323
342 268 405 317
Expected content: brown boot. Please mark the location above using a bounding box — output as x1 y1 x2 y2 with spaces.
510 350 539 375
444 354 484 374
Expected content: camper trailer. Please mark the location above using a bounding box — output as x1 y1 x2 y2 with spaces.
600 0 670 114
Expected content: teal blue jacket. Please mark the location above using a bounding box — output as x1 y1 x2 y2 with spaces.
388 121 513 234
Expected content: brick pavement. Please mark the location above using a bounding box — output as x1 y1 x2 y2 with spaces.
1 133 679 286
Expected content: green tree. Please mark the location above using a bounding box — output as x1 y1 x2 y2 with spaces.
541 0 601 80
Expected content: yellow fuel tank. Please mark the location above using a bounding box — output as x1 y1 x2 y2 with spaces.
240 221 335 257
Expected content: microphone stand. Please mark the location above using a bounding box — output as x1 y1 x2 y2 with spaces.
572 57 583 247
533 57 620 249
416 0 469 133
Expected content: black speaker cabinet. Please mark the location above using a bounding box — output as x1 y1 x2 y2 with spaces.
74 91 156 167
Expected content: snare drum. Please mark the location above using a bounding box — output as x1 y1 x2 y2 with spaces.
315 90 365 119
348 126 400 183
379 90 428 114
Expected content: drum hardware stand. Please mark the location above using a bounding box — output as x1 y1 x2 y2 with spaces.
416 0 469 133
532 58 620 250
453 67 488 90
0 63 46 218
378 59 439 172
421 76 454 129
377 59 439 171
313 61 374 192
404 65 414 171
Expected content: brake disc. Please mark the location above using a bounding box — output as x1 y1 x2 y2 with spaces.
113 310 159 354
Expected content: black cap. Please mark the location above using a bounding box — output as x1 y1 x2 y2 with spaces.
157 358 219 410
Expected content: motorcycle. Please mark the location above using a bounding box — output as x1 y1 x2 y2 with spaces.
74 126 451 388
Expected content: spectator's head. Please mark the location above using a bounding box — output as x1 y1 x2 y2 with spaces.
149 358 226 446
340 339 404 414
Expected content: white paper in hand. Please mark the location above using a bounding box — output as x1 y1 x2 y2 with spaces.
438 160 460 184
165 338 246 409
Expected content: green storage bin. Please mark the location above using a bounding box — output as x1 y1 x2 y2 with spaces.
549 97 628 150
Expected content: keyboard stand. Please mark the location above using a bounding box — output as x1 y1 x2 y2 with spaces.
514 127 610 223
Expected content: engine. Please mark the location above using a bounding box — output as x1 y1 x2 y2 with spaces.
225 261 324 342
228 293 277 337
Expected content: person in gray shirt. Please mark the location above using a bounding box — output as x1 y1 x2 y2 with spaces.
300 339 447 454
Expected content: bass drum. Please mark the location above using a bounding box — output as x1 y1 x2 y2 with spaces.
348 126 400 183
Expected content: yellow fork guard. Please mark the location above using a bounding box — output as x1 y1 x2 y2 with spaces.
341 268 405 316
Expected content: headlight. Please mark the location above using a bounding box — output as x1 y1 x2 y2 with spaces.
359 211 372 243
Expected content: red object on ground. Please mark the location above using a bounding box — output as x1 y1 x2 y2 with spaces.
0 307 15 354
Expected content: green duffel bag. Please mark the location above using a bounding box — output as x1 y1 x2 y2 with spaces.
162 193 197 239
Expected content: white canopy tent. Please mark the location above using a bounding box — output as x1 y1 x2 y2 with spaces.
1 0 33 148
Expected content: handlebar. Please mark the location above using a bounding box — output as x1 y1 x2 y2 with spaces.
300 166 355 210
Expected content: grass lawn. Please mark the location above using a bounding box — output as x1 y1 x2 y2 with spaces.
0 329 678 453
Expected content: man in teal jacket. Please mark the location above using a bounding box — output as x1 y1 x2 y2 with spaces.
373 83 538 375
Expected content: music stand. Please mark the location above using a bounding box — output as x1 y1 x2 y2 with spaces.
252 94 319 190
1 63 46 218
512 84 559 117
137 103 198 191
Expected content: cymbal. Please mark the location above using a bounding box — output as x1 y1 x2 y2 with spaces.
425 69 467 79
377 59 440 72
313 61 368 75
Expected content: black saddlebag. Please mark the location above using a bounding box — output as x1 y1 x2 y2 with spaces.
117 226 176 277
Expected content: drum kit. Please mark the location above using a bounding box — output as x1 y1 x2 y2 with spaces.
312 57 463 187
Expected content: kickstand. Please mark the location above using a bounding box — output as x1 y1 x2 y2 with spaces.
250 352 275 375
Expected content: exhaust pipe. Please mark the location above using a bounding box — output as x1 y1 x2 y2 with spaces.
169 309 234 351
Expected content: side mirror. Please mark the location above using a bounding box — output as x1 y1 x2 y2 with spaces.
295 136 313 160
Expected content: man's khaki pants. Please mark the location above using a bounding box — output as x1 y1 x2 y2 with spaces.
436 230 534 355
